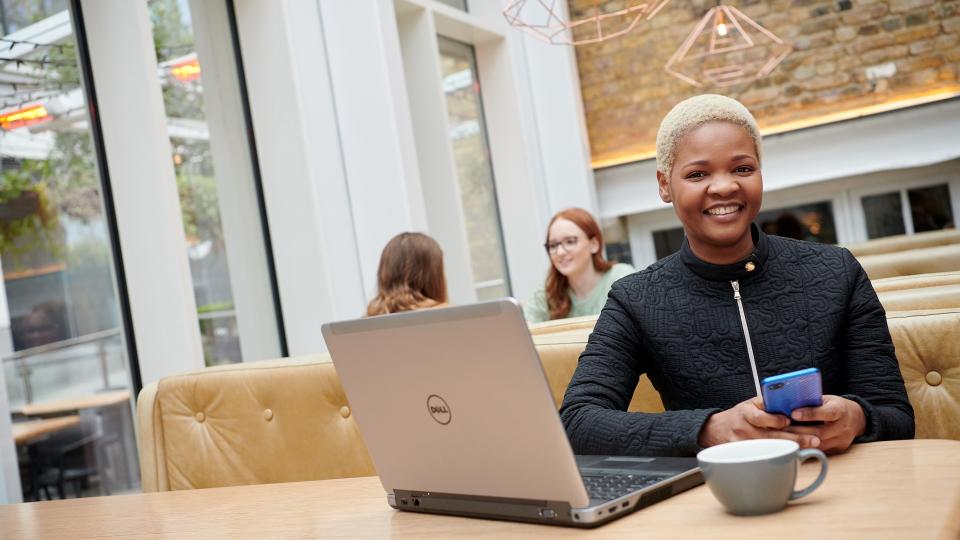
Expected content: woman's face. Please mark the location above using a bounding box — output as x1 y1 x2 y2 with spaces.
656 121 763 264
547 218 599 277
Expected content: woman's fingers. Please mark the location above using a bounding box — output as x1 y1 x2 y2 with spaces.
760 428 820 448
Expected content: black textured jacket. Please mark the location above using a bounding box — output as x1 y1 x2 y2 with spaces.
559 227 915 457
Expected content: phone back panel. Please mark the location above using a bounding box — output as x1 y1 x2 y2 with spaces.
762 368 823 416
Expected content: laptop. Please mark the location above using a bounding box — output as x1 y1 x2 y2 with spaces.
321 299 701 527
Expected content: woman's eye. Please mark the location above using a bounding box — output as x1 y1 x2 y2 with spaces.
734 166 754 174
685 171 707 179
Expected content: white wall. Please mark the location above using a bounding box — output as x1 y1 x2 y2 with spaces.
80 0 204 384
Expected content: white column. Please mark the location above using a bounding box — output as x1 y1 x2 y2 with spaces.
396 6 477 305
514 9 598 216
188 0 282 361
232 0 367 355
319 0 428 300
79 0 204 384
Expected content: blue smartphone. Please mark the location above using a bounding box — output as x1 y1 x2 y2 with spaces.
761 367 823 423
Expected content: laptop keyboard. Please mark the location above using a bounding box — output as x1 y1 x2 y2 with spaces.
582 473 670 501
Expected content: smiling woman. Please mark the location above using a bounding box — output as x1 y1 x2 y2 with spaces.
559 94 914 459
523 207 633 323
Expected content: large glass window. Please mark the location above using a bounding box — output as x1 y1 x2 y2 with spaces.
756 201 837 244
438 37 510 301
653 227 685 260
863 191 906 239
862 183 955 239
150 0 241 366
436 0 467 10
0 2 139 499
602 216 632 266
908 184 954 233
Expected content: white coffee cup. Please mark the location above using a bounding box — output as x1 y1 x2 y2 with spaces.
697 439 828 515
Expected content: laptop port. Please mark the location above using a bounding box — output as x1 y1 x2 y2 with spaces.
413 498 420 506
622 501 629 508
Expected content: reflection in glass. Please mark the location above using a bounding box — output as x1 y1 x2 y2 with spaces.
653 227 685 260
438 37 510 301
862 191 906 239
150 0 240 366
436 0 467 10
602 216 633 266
0 4 138 499
756 201 837 244
908 184 954 233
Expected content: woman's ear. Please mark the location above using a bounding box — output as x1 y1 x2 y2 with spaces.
657 170 672 203
589 236 600 254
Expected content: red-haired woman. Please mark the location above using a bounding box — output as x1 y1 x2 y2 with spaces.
524 208 633 322
367 232 448 316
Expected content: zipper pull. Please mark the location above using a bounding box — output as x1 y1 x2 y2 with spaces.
731 280 741 300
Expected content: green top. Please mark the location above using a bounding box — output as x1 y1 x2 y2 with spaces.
523 263 635 323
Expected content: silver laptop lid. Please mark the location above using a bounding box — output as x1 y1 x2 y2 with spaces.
322 299 590 507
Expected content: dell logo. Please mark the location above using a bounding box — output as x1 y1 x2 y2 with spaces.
426 394 451 425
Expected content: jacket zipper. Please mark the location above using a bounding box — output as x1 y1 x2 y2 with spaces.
731 280 762 398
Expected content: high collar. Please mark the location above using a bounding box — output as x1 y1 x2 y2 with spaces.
680 224 769 282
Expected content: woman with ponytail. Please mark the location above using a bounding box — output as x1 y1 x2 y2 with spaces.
366 232 448 316
523 208 633 322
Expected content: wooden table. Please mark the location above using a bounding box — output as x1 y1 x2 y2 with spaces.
13 389 130 417
11 415 80 445
1 439 957 539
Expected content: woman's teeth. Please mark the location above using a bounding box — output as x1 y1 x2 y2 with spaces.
706 205 740 215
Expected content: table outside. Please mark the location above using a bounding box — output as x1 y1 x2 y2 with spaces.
13 389 131 417
11 415 80 446
1 439 957 539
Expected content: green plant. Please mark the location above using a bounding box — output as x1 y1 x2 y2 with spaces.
0 161 60 258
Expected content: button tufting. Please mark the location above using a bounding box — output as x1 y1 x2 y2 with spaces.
195 412 205 423
926 371 942 386
263 408 274 421
340 406 351 418
745 261 756 272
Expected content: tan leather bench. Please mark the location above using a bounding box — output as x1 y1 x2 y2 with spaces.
886 308 960 440
872 271 960 293
846 228 960 257
856 244 960 280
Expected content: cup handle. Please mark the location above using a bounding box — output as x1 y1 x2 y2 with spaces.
789 449 828 500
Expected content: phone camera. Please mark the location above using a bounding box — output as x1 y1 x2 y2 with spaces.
769 383 785 390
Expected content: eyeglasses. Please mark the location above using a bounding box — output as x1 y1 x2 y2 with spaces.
544 236 579 255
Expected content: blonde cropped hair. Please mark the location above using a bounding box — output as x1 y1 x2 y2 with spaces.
655 94 762 177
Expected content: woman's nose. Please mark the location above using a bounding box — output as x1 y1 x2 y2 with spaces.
706 174 741 197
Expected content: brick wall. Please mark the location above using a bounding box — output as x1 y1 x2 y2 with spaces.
568 0 960 167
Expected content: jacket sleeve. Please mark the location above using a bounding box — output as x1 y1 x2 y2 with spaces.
559 280 720 457
840 248 915 442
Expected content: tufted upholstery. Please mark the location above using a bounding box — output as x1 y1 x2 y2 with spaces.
885 308 960 440
856 244 960 280
137 355 375 492
845 228 960 257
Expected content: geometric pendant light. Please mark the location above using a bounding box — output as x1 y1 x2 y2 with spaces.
502 0 671 46
665 4 791 87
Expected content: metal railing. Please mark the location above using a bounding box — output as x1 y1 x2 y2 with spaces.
2 328 122 404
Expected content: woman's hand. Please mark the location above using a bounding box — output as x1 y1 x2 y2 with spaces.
698 397 821 449
785 395 867 454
